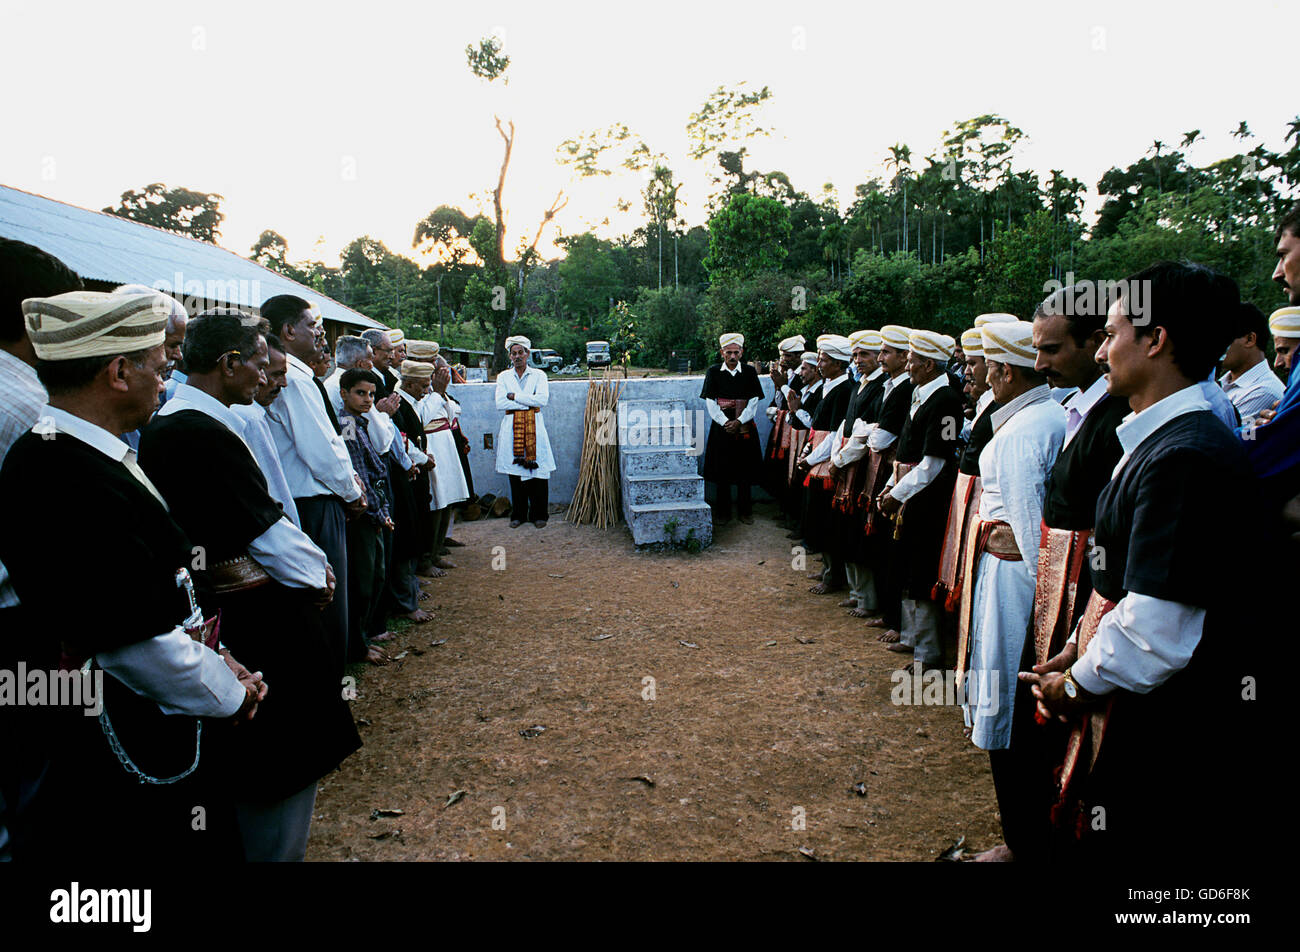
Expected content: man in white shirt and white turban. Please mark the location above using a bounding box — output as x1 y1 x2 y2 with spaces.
496 335 555 527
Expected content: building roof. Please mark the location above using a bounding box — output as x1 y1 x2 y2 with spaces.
0 184 383 330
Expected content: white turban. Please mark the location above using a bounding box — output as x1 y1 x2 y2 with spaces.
800 351 818 367
960 327 984 358
387 328 405 345
974 312 1018 327
849 329 882 352
719 332 744 349
909 330 955 362
818 334 853 363
778 334 805 354
112 284 188 325
880 325 912 350
505 335 531 351
1269 306 1300 339
24 290 172 361
399 359 435 380
407 339 440 359
981 320 1038 368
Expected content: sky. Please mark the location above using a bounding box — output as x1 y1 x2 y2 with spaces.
1 0 1294 269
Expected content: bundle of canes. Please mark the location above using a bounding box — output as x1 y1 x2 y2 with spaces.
567 370 624 528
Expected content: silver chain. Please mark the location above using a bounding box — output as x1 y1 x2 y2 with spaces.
96 688 202 785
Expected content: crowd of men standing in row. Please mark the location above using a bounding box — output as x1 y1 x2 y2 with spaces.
709 206 1299 861
0 237 476 861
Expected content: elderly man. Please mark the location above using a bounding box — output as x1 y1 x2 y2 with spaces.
0 290 260 860
231 334 300 526
1023 262 1262 862
422 357 471 565
496 335 555 527
701 332 765 525
262 295 365 678
139 310 359 861
958 320 1064 862
362 328 399 397
112 285 189 449
393 359 438 583
876 330 962 672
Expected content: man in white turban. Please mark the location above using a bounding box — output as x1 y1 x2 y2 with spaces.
701 333 764 525
1 290 262 861
956 320 1064 862
496 335 554 527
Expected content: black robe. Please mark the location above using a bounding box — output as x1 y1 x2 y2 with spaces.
139 409 361 805
700 363 765 485
394 391 434 556
1042 392 1128 530
958 397 1000 477
801 375 854 553
832 374 888 562
0 428 230 860
1076 409 1263 861
894 381 963 596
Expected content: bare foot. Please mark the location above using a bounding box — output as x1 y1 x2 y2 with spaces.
838 598 857 608
972 844 1013 863
402 609 432 623
418 591 431 601
863 615 886 627
371 631 396 643
809 582 839 595
876 628 901 643
885 642 913 653
434 558 456 570
425 566 447 578
365 647 388 665
848 607 872 618
806 571 824 580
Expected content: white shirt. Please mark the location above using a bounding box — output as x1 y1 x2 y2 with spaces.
1061 374 1109 447
160 384 328 590
784 377 821 428
889 374 951 502
1219 359 1285 423
1072 385 1212 696
866 372 909 452
230 401 301 527
266 353 361 502
1198 375 1239 429
495 366 556 479
0 350 47 609
800 374 851 465
37 406 244 718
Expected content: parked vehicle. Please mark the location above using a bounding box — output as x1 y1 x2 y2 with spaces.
528 348 563 372
586 340 611 367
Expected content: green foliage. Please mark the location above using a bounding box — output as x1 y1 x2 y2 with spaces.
104 183 224 243
465 36 509 82
686 83 773 161
557 233 624 329
627 286 705 367
704 193 791 279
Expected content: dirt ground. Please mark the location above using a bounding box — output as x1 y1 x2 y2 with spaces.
306 504 1003 861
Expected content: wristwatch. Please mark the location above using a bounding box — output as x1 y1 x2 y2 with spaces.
1062 667 1080 700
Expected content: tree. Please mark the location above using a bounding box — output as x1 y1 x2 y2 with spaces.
104 183 224 242
703 193 791 279
464 35 568 370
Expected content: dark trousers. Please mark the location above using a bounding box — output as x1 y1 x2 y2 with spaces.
711 481 752 520
987 637 1058 860
345 519 388 660
509 475 549 523
295 495 349 678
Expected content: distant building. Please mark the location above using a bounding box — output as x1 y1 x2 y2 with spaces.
0 184 384 341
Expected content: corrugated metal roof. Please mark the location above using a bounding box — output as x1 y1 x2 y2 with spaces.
0 184 383 330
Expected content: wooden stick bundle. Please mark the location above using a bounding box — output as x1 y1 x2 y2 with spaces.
567 370 623 528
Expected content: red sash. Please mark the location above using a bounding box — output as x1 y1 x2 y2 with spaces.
768 409 790 461
1051 591 1118 834
932 473 983 609
1032 522 1092 666
856 447 896 537
509 407 538 468
801 430 834 489
954 519 1022 686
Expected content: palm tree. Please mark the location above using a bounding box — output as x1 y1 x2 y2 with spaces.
1148 139 1166 194
886 143 912 253
1180 129 1203 206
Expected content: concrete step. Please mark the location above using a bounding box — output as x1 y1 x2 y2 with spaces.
624 473 705 507
619 446 700 477
618 400 700 450
624 500 713 547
